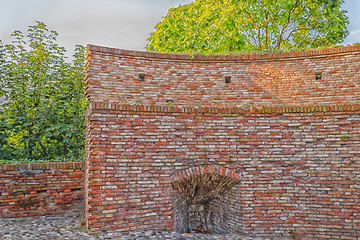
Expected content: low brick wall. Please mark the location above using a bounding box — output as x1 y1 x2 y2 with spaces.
0 162 84 217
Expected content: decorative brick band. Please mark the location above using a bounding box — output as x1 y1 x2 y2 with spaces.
87 44 360 62
170 165 241 183
0 162 84 171
89 101 360 115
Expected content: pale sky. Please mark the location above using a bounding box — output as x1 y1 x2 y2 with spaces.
0 0 359 56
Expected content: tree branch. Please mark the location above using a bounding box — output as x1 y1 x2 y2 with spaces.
264 8 269 49
276 0 301 49
244 9 262 50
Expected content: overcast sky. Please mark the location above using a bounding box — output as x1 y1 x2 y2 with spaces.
0 0 359 56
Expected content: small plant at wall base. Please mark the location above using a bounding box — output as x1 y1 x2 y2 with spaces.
243 105 253 108
289 228 298 240
0 22 87 163
341 135 349 140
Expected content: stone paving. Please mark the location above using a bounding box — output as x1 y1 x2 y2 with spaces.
0 203 286 240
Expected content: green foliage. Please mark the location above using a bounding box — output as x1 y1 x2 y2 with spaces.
0 155 84 164
0 22 87 162
147 0 349 54
0 115 14 160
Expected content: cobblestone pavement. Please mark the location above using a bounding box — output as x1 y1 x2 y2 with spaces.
0 204 285 240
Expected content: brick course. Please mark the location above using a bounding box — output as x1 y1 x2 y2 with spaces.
0 162 84 217
85 45 360 239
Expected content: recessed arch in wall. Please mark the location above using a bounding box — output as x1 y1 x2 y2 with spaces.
171 165 241 234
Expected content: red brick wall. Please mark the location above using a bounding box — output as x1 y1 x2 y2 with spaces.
86 45 360 107
0 162 84 217
85 45 360 238
85 102 360 238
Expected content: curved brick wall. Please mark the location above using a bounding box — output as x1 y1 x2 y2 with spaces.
86 45 360 107
85 45 360 239
85 101 360 238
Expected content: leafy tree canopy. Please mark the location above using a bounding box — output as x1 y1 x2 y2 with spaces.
0 22 87 162
146 0 349 54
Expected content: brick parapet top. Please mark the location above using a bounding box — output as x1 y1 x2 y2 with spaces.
87 44 360 62
0 162 84 171
89 101 360 115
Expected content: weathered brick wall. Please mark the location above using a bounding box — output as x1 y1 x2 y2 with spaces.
85 102 359 238
86 45 360 107
85 45 360 238
208 185 242 234
172 191 188 233
0 162 84 217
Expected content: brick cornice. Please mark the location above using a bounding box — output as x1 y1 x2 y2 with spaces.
87 44 360 62
0 162 84 171
89 101 360 115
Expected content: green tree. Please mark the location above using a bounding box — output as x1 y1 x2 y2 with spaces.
0 22 87 161
146 0 349 54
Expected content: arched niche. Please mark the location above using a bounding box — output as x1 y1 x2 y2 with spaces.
170 165 241 234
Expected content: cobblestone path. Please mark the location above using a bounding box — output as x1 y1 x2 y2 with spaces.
0 203 284 240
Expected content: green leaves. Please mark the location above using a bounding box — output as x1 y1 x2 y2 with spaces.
146 0 349 54
0 22 87 162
